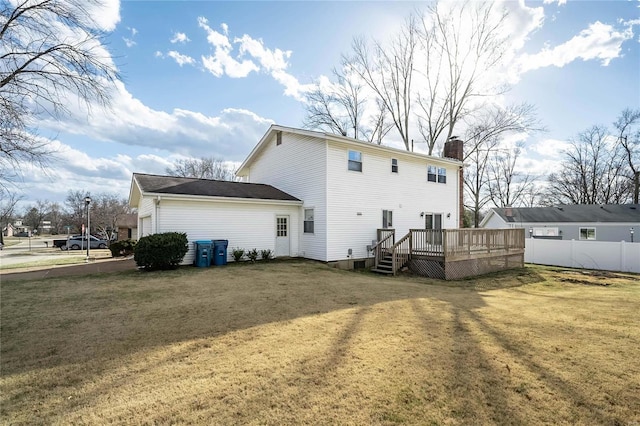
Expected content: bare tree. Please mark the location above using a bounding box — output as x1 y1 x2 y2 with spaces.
415 1 509 154
614 108 640 203
22 199 49 233
65 190 90 233
303 65 366 138
166 157 236 181
488 144 538 208
463 103 543 226
0 0 118 187
348 15 417 150
0 189 23 244
547 126 630 205
91 193 132 240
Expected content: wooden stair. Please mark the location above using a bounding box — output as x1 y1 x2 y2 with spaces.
371 252 394 275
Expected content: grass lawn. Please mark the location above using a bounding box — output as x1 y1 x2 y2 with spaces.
1 261 638 424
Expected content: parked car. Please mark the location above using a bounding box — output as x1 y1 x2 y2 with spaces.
64 235 108 250
15 231 30 237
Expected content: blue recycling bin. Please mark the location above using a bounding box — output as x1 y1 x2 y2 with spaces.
194 240 213 267
212 239 229 266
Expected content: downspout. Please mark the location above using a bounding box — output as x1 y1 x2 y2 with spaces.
155 196 161 234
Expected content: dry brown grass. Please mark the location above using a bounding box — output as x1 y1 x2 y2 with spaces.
1 261 639 425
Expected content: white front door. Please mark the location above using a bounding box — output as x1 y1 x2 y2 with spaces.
275 215 290 257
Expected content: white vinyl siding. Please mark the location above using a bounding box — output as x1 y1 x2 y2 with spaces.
155 198 299 265
325 141 459 261
240 132 328 261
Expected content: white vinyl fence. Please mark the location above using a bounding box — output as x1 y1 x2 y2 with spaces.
525 239 640 273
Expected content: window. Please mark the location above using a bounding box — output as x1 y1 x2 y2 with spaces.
438 167 446 183
382 210 393 228
276 131 282 146
391 158 398 173
348 150 362 172
579 227 596 240
304 209 314 233
277 217 287 237
427 165 437 182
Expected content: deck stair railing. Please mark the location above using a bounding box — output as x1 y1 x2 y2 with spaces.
372 229 395 273
372 228 525 276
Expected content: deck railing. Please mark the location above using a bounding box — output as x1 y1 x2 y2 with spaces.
382 228 525 275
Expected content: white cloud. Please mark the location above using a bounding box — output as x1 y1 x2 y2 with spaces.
530 138 571 157
167 50 195 67
154 51 164 58
39 80 274 161
195 18 311 99
543 0 567 5
170 32 190 44
516 21 635 75
122 26 137 47
84 0 121 32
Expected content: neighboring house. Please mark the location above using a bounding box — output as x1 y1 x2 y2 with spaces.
129 125 464 266
480 204 640 242
116 213 138 241
2 223 17 237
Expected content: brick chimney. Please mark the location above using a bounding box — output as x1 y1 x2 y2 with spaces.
443 137 464 228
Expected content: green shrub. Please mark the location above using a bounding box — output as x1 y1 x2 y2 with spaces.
247 248 258 262
134 232 188 271
260 249 273 261
109 239 137 257
231 247 245 262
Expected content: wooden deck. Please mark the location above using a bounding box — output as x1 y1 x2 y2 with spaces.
372 228 526 279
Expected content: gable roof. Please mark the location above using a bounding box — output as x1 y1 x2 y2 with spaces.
236 124 462 176
483 204 640 226
130 173 301 206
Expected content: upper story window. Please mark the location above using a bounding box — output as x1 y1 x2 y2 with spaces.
579 227 596 240
427 165 437 182
304 208 314 234
348 150 362 172
391 158 398 173
427 165 446 184
276 131 282 146
438 167 446 183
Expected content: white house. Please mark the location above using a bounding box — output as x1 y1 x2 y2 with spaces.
129 125 464 267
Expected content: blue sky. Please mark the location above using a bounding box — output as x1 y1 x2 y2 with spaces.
13 0 640 208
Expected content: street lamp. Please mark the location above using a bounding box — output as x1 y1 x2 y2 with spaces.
631 227 635 243
85 196 91 262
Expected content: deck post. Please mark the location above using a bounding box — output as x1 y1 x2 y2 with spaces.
442 230 447 258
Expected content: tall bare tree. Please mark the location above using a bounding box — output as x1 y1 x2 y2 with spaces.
547 126 630 205
463 103 543 226
614 108 640 203
415 2 509 154
166 157 236 181
488 144 538 208
348 15 417 150
0 0 118 187
303 65 366 139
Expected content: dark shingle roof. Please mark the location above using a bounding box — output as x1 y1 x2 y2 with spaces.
493 204 640 223
133 173 300 202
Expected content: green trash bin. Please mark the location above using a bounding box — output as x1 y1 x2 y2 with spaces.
194 240 213 267
212 239 228 266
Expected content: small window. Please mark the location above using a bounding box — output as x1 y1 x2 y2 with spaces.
579 227 596 240
348 150 362 172
391 158 398 173
382 210 393 228
427 165 437 182
304 208 314 233
438 167 446 183
277 217 287 237
276 131 282 146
